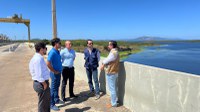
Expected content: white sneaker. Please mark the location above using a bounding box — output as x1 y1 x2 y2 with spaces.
95 94 100 100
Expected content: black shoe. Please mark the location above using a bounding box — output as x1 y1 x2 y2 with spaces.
62 98 67 102
51 105 60 111
87 91 95 97
55 99 65 104
70 94 78 98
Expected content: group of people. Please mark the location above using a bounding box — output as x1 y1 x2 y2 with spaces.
29 38 120 112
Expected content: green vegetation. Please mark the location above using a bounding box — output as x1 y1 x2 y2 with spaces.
60 40 157 59
28 39 158 59
29 38 200 59
186 40 200 43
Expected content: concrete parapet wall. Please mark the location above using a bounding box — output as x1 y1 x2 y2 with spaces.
33 44 199 112
74 52 200 112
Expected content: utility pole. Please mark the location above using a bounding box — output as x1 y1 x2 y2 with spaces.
15 35 16 43
52 0 57 39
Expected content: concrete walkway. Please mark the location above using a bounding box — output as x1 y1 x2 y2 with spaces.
0 43 37 112
55 78 131 112
0 44 131 112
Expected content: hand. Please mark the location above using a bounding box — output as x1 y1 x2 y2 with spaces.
100 64 104 71
42 82 47 90
54 71 60 75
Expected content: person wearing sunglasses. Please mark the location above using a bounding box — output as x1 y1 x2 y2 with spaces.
84 39 101 100
47 38 64 111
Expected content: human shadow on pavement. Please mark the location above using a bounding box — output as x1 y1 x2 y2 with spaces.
65 107 91 112
118 62 126 105
99 70 107 94
58 90 92 108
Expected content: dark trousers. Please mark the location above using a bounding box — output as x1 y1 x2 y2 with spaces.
86 68 100 95
61 67 75 99
33 80 50 112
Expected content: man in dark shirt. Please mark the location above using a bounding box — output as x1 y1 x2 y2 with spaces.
84 39 101 100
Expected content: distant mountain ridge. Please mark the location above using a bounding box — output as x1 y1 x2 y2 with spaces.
133 36 167 41
122 36 182 42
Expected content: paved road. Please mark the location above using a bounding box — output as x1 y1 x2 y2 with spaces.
0 43 18 52
0 44 37 112
0 44 131 112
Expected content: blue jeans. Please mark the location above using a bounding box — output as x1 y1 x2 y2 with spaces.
50 72 61 106
86 68 100 95
106 74 118 106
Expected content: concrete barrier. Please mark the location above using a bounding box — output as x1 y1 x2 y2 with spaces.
35 44 200 112
74 52 200 112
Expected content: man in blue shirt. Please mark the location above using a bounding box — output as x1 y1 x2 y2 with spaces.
60 40 78 102
47 38 64 111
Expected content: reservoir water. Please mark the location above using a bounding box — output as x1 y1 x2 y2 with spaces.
124 42 200 75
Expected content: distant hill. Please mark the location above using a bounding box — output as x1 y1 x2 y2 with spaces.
133 36 168 41
122 36 182 42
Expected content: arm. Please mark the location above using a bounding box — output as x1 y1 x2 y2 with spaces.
102 52 117 65
46 61 59 74
97 51 100 62
100 52 117 70
74 50 76 60
47 52 60 74
60 50 64 62
83 49 87 60
34 59 47 89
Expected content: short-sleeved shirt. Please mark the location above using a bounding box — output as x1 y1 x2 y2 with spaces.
47 48 62 73
60 48 76 67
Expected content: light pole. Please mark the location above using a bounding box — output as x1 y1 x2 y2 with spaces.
52 0 57 39
15 36 16 43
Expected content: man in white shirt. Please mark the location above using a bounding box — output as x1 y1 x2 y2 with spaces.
29 42 50 112
100 40 120 108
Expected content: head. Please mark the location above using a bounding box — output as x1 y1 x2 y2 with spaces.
108 40 117 50
34 42 47 55
86 39 93 49
51 38 61 49
65 40 72 50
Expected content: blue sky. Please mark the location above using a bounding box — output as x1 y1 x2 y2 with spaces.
0 0 200 40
